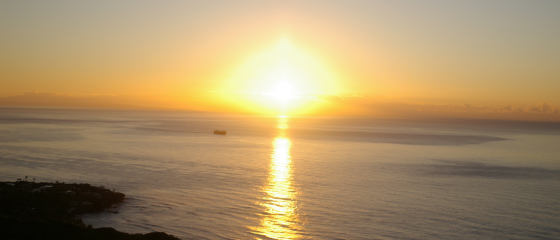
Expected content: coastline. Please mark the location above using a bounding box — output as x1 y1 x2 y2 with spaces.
0 179 179 240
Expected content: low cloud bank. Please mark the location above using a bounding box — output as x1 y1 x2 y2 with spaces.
313 95 560 122
0 92 182 110
0 92 559 122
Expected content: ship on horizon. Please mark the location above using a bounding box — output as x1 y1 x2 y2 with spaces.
214 130 227 135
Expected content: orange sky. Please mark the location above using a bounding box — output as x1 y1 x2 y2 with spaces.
1 1 559 120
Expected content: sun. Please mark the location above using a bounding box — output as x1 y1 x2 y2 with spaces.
274 81 294 100
222 38 338 114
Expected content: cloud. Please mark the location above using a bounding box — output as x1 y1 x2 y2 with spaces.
0 92 169 109
527 103 558 114
0 91 277 113
501 104 513 112
309 96 560 122
0 92 559 122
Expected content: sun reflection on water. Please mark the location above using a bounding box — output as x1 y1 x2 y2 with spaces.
251 117 302 239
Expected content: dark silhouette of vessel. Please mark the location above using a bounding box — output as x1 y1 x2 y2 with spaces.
214 130 227 135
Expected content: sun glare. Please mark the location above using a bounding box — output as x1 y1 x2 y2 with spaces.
223 38 338 115
274 81 294 100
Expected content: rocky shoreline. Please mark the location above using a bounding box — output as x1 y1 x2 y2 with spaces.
0 179 179 240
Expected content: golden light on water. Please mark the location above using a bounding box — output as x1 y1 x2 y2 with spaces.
251 117 302 239
277 116 289 129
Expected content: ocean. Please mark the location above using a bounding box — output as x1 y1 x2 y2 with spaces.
0 107 559 239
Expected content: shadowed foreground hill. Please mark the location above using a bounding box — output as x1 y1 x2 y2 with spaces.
0 180 179 240
0 218 178 240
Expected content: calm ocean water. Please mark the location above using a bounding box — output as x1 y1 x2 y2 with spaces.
1 107 559 239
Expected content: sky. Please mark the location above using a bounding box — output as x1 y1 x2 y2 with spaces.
1 0 559 120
